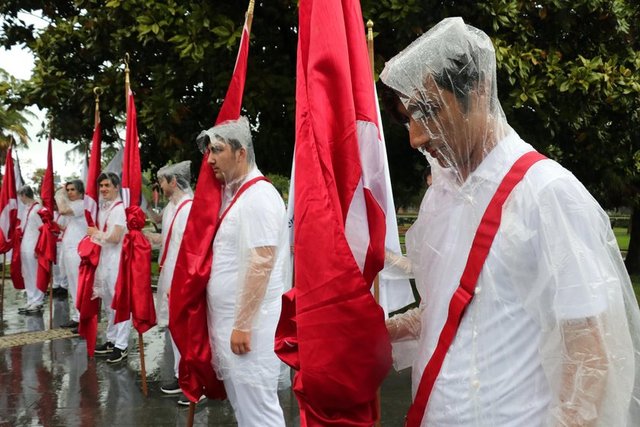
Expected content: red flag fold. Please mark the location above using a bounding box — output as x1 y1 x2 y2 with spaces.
274 0 392 424
0 147 18 253
35 138 57 293
112 90 156 333
77 119 102 357
168 14 253 403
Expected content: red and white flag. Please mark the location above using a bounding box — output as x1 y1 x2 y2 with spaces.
77 116 103 356
274 0 392 424
0 147 18 253
112 90 155 333
168 10 253 403
35 137 57 293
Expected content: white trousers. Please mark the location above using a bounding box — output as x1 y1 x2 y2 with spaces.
21 250 43 306
224 376 285 427
53 242 68 289
62 247 81 322
169 333 181 378
101 275 131 350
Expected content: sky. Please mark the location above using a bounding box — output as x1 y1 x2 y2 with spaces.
0 12 82 186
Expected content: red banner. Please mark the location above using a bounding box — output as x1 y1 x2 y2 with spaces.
275 0 392 424
0 147 18 253
35 138 57 293
168 15 253 403
77 119 102 357
112 90 156 333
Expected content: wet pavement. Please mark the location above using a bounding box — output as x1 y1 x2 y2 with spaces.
0 276 412 426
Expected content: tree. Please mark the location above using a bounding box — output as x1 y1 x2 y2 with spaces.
2 1 639 268
0 68 34 160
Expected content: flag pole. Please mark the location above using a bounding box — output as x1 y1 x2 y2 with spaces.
367 19 383 427
124 54 149 397
47 117 54 329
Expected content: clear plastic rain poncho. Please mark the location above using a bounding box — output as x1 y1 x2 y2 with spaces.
200 117 290 388
380 17 640 426
154 160 192 326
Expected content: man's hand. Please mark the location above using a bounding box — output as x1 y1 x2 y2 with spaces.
87 226 98 237
230 329 251 355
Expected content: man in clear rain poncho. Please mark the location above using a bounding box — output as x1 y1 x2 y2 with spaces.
197 117 288 426
143 160 193 395
381 17 640 426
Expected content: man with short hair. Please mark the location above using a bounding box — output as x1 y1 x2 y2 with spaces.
381 17 640 426
56 179 87 329
144 161 193 394
16 185 43 314
194 117 288 426
88 172 130 364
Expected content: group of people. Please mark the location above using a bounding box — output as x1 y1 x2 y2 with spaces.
10 16 640 426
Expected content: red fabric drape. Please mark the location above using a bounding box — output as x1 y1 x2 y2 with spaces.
112 90 156 333
10 227 24 290
76 236 101 357
274 0 391 424
112 205 154 332
35 208 58 293
168 18 253 404
0 147 18 253
77 117 102 357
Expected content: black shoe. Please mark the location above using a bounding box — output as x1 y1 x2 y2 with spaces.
94 341 114 355
54 288 68 298
106 347 128 363
61 320 79 329
160 379 182 395
177 395 206 406
24 304 44 314
71 327 79 334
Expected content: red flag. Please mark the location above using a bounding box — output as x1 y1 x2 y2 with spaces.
0 147 19 253
111 90 156 333
35 137 57 293
168 11 253 403
77 118 102 357
274 1 392 424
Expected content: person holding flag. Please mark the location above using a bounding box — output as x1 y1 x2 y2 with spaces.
16 185 43 313
194 117 288 425
88 172 129 363
55 179 87 329
143 160 193 395
380 17 640 426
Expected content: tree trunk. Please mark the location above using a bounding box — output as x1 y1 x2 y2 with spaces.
624 206 640 275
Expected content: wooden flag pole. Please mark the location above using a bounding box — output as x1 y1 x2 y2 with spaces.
367 19 383 427
187 402 196 427
49 276 53 328
124 54 149 397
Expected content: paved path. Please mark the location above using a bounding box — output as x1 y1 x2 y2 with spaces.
0 280 412 426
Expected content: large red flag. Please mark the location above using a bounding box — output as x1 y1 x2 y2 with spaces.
112 90 155 333
168 10 253 403
0 147 18 253
35 137 58 293
274 0 392 424
77 119 102 357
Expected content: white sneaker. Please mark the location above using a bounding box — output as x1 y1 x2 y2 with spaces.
177 395 206 406
24 303 44 314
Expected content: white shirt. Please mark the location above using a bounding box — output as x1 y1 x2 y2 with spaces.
156 192 192 325
94 198 126 287
409 133 638 426
61 199 87 250
206 167 289 387
19 202 42 249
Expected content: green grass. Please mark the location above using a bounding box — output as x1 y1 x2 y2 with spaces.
614 227 630 252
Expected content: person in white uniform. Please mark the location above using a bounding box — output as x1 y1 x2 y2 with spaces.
381 17 640 427
55 180 88 329
17 185 44 314
144 160 193 395
196 117 288 426
88 172 131 364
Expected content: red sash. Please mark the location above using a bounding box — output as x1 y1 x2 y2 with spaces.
215 176 269 235
405 151 547 427
99 201 124 232
158 198 193 271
